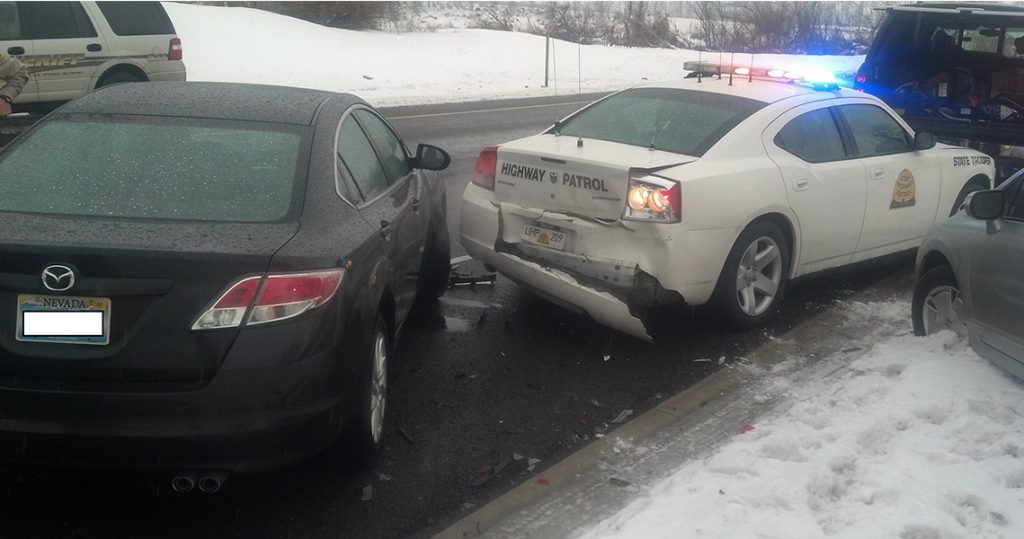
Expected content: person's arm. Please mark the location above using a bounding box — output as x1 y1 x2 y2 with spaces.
0 55 28 117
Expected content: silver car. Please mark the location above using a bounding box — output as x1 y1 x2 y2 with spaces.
913 170 1024 380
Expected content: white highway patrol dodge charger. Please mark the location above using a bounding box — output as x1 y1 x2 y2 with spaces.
460 73 994 341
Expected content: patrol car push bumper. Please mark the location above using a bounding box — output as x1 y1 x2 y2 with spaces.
460 183 652 342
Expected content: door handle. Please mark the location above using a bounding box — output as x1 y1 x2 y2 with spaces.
86 43 102 52
793 177 809 191
870 167 885 180
379 220 392 239
7 46 24 56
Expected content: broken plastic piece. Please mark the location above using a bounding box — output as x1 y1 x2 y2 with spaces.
738 423 755 434
361 485 373 501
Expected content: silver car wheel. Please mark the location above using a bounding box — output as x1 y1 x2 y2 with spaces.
369 328 388 444
735 236 783 317
922 285 968 338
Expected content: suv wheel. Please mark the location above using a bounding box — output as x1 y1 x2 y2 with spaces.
97 71 143 88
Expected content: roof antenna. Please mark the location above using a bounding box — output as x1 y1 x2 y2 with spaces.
748 53 754 83
729 52 734 86
697 49 702 83
577 41 583 148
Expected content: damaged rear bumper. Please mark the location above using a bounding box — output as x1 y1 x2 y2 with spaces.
459 183 684 342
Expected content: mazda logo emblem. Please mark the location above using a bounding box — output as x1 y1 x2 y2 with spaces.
41 264 76 292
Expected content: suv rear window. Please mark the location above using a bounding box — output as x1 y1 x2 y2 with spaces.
554 88 766 157
0 115 304 222
96 1 174 36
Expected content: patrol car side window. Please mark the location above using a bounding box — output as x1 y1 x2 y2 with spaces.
21 2 97 39
352 109 411 183
774 108 847 163
336 116 390 204
838 104 912 157
0 2 20 40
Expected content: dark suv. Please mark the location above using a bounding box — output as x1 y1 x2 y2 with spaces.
856 3 1024 181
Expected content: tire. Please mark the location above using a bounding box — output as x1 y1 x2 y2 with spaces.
349 314 390 467
949 178 987 217
420 218 451 301
96 71 143 89
713 221 790 330
912 265 967 338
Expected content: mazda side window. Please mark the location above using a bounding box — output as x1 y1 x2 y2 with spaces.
352 109 411 183
839 104 912 157
774 108 847 163
336 117 389 203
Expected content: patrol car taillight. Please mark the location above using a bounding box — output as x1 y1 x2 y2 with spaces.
473 146 498 190
191 270 344 330
168 38 182 61
624 176 680 223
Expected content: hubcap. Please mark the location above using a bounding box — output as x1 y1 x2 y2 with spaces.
922 285 967 338
735 236 783 317
369 329 387 444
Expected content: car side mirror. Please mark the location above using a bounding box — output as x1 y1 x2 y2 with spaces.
965 189 1004 220
414 144 450 171
913 131 937 151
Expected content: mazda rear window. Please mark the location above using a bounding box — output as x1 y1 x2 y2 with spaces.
554 88 766 156
0 115 305 222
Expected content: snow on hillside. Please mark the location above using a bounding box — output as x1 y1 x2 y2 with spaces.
579 301 1024 539
162 2 864 107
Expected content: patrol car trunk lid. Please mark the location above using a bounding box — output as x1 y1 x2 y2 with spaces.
494 134 696 220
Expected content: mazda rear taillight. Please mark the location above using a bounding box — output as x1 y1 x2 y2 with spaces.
191 270 344 330
624 176 681 223
247 270 343 325
168 38 182 61
473 146 498 190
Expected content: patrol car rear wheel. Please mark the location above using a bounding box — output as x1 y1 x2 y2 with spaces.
714 222 789 330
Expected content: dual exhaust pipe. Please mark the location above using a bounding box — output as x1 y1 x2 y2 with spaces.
171 470 229 494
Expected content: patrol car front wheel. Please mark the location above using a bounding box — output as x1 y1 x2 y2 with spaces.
714 222 789 330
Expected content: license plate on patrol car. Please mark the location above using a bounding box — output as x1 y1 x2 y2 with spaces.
15 294 111 346
522 223 567 251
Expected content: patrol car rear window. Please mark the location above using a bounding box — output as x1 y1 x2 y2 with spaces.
554 88 766 156
96 1 174 36
0 115 305 223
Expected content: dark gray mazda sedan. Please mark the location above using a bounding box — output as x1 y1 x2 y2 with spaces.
0 83 451 486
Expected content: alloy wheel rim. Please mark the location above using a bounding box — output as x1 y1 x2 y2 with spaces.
369 329 387 444
922 285 967 338
735 236 783 317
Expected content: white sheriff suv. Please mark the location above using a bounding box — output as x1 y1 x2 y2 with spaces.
460 70 995 341
0 1 185 110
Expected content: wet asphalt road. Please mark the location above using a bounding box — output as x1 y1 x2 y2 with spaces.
0 94 911 538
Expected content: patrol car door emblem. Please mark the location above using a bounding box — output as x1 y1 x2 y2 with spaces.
41 265 76 292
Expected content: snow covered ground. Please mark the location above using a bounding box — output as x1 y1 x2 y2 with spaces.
579 301 1024 539
162 2 864 107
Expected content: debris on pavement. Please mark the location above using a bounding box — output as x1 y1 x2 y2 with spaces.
512 452 525 461
609 477 631 488
450 270 496 287
398 427 415 444
611 409 634 424
535 477 550 486
717 356 726 365
361 485 373 501
738 423 755 434
471 456 512 487
527 458 540 472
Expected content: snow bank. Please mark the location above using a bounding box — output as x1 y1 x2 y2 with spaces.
580 301 1024 539
162 2 864 107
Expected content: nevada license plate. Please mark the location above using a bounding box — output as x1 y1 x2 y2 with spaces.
522 223 567 251
16 294 111 345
